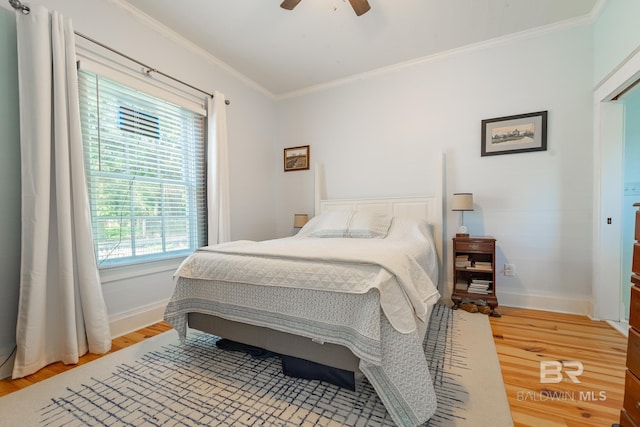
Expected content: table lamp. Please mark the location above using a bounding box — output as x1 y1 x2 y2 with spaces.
452 193 474 237
293 214 309 231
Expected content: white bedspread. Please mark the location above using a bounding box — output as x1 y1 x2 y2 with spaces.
166 217 441 426
174 218 440 333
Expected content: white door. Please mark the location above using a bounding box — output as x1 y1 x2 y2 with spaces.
593 102 624 321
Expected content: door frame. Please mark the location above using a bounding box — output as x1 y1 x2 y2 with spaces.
593 48 640 320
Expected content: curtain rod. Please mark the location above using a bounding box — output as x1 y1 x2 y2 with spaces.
8 0 230 106
75 32 230 105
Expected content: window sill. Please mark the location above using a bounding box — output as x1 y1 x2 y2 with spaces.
99 256 186 284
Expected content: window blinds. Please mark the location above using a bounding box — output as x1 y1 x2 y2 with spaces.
78 70 206 266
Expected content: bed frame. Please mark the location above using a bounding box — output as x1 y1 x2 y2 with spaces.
188 153 445 371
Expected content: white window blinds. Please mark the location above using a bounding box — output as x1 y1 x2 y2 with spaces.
78 70 206 267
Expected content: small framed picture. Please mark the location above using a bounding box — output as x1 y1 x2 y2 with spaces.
284 145 310 172
481 111 547 156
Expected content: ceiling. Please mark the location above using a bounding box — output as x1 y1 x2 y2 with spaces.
121 0 599 97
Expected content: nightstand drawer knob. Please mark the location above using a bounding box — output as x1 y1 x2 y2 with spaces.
636 401 640 409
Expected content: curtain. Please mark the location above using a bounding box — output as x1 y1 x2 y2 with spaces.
207 91 231 245
13 6 111 379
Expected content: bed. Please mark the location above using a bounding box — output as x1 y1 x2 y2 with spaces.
164 161 445 427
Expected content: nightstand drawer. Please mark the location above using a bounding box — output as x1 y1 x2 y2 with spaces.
624 370 640 423
629 327 640 376
631 286 640 331
455 241 494 253
634 244 640 274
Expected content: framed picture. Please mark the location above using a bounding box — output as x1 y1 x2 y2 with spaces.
481 111 547 156
284 145 310 171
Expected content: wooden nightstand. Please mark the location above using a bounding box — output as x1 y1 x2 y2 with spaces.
452 236 499 316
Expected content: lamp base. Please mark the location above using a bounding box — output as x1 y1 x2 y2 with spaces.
456 233 470 238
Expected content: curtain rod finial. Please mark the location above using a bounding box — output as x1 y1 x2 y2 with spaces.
9 0 30 14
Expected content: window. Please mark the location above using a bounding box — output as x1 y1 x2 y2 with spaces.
78 70 206 267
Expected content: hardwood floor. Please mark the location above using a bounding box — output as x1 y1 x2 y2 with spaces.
0 307 628 426
0 322 172 398
490 306 627 427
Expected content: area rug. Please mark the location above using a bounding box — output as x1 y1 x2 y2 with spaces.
0 304 512 426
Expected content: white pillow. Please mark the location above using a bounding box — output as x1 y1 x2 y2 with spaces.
347 211 392 238
304 210 392 239
306 211 354 238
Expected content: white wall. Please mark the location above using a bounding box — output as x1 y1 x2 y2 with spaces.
593 0 640 85
276 24 595 313
591 0 640 321
0 0 280 342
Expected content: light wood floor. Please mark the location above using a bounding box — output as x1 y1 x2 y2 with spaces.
0 322 172 397
0 307 629 426
490 306 627 427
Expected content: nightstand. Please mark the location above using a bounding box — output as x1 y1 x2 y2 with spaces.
452 236 499 316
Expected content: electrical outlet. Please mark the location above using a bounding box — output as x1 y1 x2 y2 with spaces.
504 264 515 276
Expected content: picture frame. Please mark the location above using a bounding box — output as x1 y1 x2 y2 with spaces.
481 111 547 156
284 145 310 172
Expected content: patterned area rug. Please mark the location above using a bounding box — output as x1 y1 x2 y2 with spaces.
0 304 512 426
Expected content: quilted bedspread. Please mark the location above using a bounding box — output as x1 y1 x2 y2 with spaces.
164 218 441 426
174 217 440 333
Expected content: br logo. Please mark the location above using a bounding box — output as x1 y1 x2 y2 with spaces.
539 361 583 384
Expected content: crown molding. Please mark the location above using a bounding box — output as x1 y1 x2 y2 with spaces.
589 0 608 23
6 1 602 102
107 0 275 100
277 13 596 100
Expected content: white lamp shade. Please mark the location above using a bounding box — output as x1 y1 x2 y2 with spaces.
293 214 309 228
452 193 474 211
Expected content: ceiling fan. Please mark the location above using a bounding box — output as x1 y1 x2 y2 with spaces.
280 0 371 16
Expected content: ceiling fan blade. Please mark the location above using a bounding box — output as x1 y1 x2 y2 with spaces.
348 0 371 16
280 0 302 10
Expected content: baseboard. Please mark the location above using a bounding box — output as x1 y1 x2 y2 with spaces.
109 299 170 339
497 290 591 315
606 320 629 337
